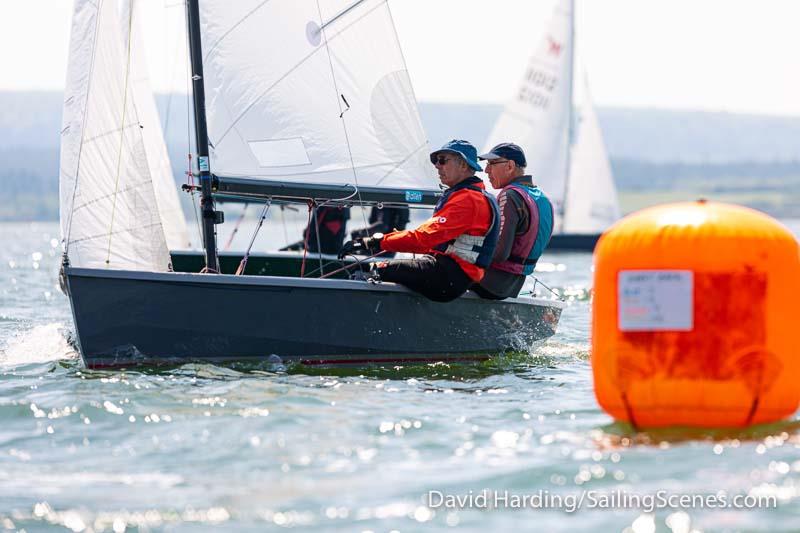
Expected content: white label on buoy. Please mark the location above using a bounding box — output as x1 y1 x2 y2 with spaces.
618 270 693 331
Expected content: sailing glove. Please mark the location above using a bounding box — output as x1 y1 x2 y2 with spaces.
338 233 384 259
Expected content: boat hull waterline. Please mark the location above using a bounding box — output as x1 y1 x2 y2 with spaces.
65 268 564 368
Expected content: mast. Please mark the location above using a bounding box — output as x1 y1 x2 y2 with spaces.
186 0 220 271
560 0 576 233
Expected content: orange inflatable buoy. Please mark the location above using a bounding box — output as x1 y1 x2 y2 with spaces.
592 201 800 428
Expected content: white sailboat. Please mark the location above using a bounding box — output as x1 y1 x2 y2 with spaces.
484 0 620 250
59 0 564 368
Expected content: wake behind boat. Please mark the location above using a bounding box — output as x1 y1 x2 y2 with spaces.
59 0 563 369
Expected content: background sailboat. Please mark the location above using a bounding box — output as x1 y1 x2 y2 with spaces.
59 0 563 368
484 0 620 250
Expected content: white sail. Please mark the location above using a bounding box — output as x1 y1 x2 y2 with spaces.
483 0 573 209
123 0 192 250
562 72 621 232
198 0 437 192
483 0 620 235
59 0 171 271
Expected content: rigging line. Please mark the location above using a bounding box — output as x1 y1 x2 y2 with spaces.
234 198 271 276
105 0 137 267
524 276 564 301
223 202 248 251
319 250 387 279
65 0 105 254
314 0 369 233
214 0 385 146
302 256 347 279
300 202 314 278
312 205 325 276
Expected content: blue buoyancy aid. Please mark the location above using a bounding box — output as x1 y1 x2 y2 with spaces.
493 183 553 275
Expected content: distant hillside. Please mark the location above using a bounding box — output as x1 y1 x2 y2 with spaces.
3 90 800 220
419 102 800 164
6 90 800 161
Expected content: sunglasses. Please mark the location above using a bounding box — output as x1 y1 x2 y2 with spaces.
434 156 453 165
485 159 511 167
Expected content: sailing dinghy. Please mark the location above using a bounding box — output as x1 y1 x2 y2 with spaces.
484 0 620 251
60 0 564 369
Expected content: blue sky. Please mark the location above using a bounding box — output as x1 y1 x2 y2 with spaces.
2 0 799 116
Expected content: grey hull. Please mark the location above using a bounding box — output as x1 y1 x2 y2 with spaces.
170 250 357 278
65 268 564 369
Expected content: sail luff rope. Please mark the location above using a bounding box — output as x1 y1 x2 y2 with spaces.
65 0 106 258
104 0 137 266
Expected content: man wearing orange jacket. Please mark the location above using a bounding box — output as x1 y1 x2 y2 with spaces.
339 140 500 302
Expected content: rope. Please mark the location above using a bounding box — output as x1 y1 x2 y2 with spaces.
299 201 314 278
312 205 326 276
234 198 272 276
315 0 369 232
187 153 203 247
224 202 249 250
319 250 387 279
520 276 564 301
104 3 136 266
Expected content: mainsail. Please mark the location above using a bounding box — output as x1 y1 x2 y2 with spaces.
198 0 437 195
483 0 620 234
60 0 172 271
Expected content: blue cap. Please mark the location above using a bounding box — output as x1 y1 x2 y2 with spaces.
479 142 527 168
430 139 482 172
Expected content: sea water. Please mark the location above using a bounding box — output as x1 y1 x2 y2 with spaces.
0 221 798 532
